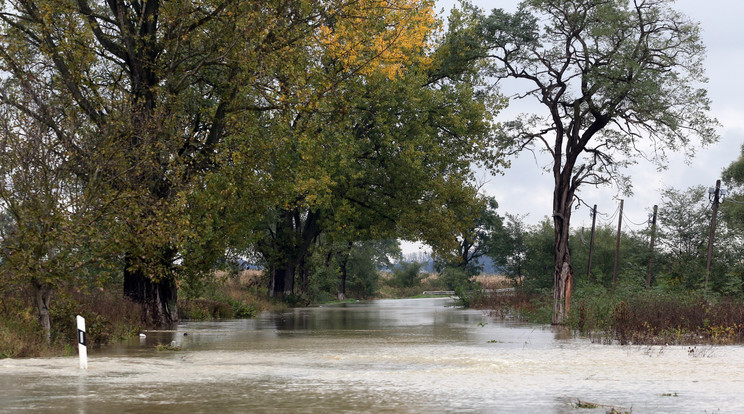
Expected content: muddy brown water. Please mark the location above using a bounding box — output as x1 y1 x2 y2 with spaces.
1 298 742 413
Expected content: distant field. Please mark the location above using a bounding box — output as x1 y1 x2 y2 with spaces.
473 274 515 290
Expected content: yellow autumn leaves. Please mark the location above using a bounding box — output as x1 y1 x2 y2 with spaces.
318 0 437 80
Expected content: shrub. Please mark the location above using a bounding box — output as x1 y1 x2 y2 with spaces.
229 299 258 318
439 267 470 291
179 299 234 320
566 288 744 345
389 262 423 288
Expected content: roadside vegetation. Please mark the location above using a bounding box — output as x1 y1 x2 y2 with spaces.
1 286 141 358
1 0 741 358
467 182 744 345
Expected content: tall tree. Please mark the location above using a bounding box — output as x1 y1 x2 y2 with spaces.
0 93 119 342
488 213 529 280
435 195 504 277
0 0 441 325
253 2 504 299
477 0 718 323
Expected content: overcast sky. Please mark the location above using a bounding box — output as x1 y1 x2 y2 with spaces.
403 0 744 254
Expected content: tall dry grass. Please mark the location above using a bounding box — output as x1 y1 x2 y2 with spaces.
1 287 143 358
179 269 274 320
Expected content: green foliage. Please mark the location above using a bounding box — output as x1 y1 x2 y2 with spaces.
453 282 485 308
722 145 744 235
439 267 470 291
390 262 424 289
307 246 343 303
568 284 622 337
178 271 263 319
570 224 650 288
179 299 235 320
251 0 504 299
155 343 182 352
229 299 258 319
346 242 394 299
567 287 744 344
472 0 718 323
0 286 142 357
303 239 399 302
519 218 556 293
651 185 744 293
435 195 506 277
487 213 527 277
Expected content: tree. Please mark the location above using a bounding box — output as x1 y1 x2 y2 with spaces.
0 1 276 325
253 2 504 299
0 97 118 342
488 213 529 280
477 0 719 323
722 145 744 229
0 1 446 325
655 185 744 293
435 195 504 279
307 238 400 301
722 148 744 294
518 218 556 292
569 223 649 288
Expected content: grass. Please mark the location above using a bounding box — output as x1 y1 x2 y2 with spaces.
376 271 440 299
0 310 56 359
0 287 143 359
179 270 274 320
476 282 744 345
473 274 515 290
574 400 599 409
471 288 553 323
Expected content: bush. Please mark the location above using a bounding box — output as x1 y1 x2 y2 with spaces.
229 299 258 318
567 288 744 344
439 267 469 291
178 270 268 318
469 287 552 324
390 262 423 288
453 284 483 308
0 286 143 358
179 299 235 320
0 303 50 358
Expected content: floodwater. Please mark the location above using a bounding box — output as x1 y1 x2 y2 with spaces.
1 298 743 413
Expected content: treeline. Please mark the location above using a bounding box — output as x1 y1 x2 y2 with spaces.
397 179 744 299
0 1 507 352
494 185 744 295
0 0 740 354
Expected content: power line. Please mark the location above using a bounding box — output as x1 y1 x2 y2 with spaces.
600 204 620 226
622 212 649 227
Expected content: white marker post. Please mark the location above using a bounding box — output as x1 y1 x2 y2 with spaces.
76 315 87 370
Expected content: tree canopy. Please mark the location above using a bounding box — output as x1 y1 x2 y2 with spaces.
0 0 505 333
471 0 719 323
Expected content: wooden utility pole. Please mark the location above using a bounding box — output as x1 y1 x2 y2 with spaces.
705 180 722 294
646 205 658 289
612 199 624 290
587 204 597 282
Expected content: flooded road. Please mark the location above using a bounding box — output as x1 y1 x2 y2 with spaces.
1 298 743 413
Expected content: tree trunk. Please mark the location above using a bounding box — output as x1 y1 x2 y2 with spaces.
32 280 53 344
552 182 574 325
264 208 321 299
338 248 350 301
123 255 178 327
268 264 295 299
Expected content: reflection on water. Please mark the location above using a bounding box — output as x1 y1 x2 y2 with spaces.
1 298 743 413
